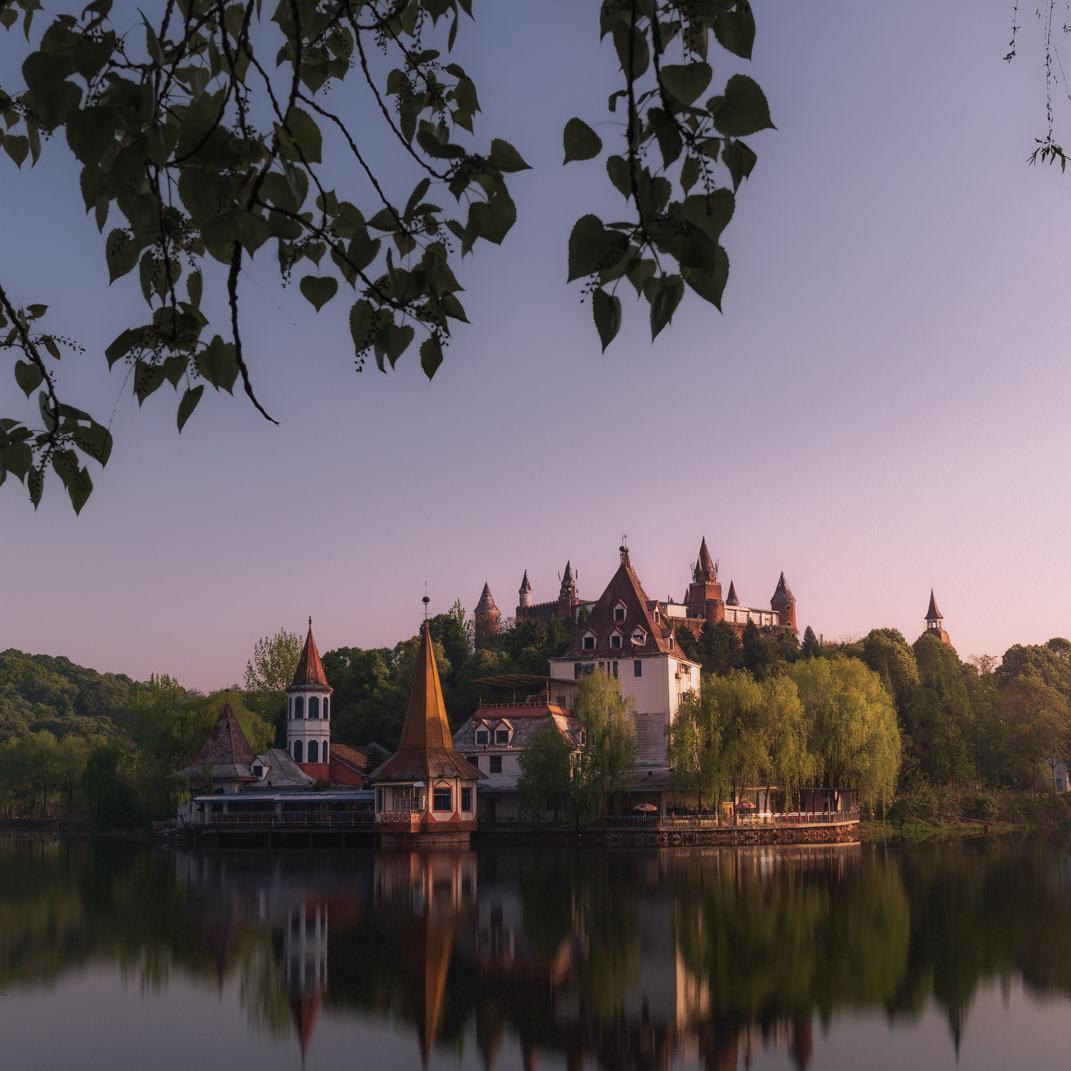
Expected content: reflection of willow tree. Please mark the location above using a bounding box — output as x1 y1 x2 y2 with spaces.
239 941 293 1041
670 850 910 1023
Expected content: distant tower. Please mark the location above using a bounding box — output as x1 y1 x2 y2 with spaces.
287 619 332 774
474 583 501 650
770 572 798 632
725 580 740 607
686 537 724 623
924 589 951 645
518 570 532 609
557 560 579 619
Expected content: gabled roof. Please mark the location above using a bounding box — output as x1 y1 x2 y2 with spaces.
475 583 498 614
726 580 739 606
563 549 676 659
926 589 943 620
291 620 331 692
180 701 257 781
374 622 482 783
256 748 314 788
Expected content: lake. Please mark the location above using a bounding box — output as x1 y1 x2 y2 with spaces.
1 837 1070 1070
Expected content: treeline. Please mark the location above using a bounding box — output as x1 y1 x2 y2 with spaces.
676 619 1071 799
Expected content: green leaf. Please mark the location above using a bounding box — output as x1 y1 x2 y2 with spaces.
14 360 43 396
105 228 138 283
607 155 631 199
177 385 204 431
648 274 684 339
299 274 338 312
683 246 730 310
27 466 43 509
133 360 166 404
420 336 443 379
66 465 92 514
721 140 757 190
660 62 712 107
489 138 530 172
72 423 112 465
349 300 375 350
711 74 774 137
568 215 628 282
682 191 735 243
195 335 238 392
2 442 32 480
187 270 203 308
592 288 621 352
4 134 28 168
285 109 322 163
563 118 602 164
714 2 756 59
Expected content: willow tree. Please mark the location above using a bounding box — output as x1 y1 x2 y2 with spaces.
571 667 635 822
0 0 769 511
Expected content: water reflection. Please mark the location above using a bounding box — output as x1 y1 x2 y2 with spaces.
2 838 1071 1069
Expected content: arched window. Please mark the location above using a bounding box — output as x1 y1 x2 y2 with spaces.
323 697 330 720
309 696 320 719
293 696 304 719
322 744 329 765
293 740 304 763
308 740 319 763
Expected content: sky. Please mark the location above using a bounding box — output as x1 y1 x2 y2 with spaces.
2 1 1069 690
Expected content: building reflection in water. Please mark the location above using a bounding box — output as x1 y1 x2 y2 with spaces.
167 841 976 1070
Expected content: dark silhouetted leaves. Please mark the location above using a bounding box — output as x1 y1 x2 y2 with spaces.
711 74 774 136
564 117 602 163
299 275 337 312
592 288 621 351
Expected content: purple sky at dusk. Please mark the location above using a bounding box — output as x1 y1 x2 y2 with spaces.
2 2 1069 691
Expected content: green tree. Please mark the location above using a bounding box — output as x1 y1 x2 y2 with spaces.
698 619 744 675
907 636 973 785
742 621 774 680
570 669 635 823
999 678 1071 790
81 744 135 826
517 721 573 823
861 629 919 716
0 0 768 511
789 657 901 806
243 629 303 693
801 625 823 659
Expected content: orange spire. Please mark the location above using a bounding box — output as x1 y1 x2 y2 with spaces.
398 621 454 752
291 620 330 691
926 589 943 621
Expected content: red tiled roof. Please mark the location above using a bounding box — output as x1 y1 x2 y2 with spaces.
291 621 331 691
475 583 498 614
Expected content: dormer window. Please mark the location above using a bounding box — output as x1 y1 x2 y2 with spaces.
582 631 596 652
631 628 647 646
475 726 490 746
495 727 510 745
609 630 623 650
613 602 627 623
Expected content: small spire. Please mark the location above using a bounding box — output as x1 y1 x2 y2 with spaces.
772 571 793 601
696 537 716 581
519 570 531 593
475 582 498 614
926 588 943 621
291 620 330 690
726 580 739 606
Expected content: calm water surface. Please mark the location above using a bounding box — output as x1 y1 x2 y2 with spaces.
2 837 1071 1070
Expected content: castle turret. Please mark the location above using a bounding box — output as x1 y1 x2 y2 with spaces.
725 580 739 607
518 570 532 609
770 572 798 632
474 583 500 650
924 589 951 645
287 619 332 775
686 537 723 623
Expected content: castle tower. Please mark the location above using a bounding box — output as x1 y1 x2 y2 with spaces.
518 570 532 609
686 537 724 623
474 583 501 650
770 572 798 632
557 560 580 619
924 589 951 645
725 580 740 607
287 619 332 776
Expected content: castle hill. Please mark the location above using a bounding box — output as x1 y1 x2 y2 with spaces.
4 3 1071 1069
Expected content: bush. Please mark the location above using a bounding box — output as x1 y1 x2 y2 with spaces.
960 793 997 822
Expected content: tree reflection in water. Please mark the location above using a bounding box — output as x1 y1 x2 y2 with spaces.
3 837 1071 1068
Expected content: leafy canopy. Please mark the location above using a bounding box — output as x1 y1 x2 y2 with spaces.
0 0 768 511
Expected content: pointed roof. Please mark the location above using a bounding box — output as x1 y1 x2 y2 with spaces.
180 701 257 780
695 537 716 581
291 994 322 1062
560 560 575 594
771 571 794 603
726 580 739 606
476 583 498 614
926 589 943 621
564 549 674 659
373 621 482 783
291 620 331 692
519 569 532 594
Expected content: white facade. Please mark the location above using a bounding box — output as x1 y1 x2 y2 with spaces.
548 653 699 768
286 689 331 766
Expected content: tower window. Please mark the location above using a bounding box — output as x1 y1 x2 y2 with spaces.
309 696 320 719
293 740 304 763
433 786 453 812
293 696 304 719
308 740 319 763
461 787 473 813
475 728 489 746
613 603 626 623
495 728 510 745
323 697 330 720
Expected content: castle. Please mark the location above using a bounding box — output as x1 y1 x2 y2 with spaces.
474 537 798 649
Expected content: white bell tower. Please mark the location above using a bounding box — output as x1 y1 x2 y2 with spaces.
287 618 332 771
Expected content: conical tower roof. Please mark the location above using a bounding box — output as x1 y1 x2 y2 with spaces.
696 537 716 580
373 621 482 783
772 571 794 602
180 701 256 779
476 583 498 614
291 620 331 691
926 589 943 621
726 580 739 606
519 570 532 594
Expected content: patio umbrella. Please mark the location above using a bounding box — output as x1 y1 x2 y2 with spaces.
736 800 757 810
632 803 658 814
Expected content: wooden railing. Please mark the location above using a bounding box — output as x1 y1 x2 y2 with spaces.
191 811 373 829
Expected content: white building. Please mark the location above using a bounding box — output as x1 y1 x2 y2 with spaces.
549 546 700 770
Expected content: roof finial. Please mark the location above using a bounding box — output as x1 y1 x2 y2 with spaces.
422 582 430 621
308 614 312 631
